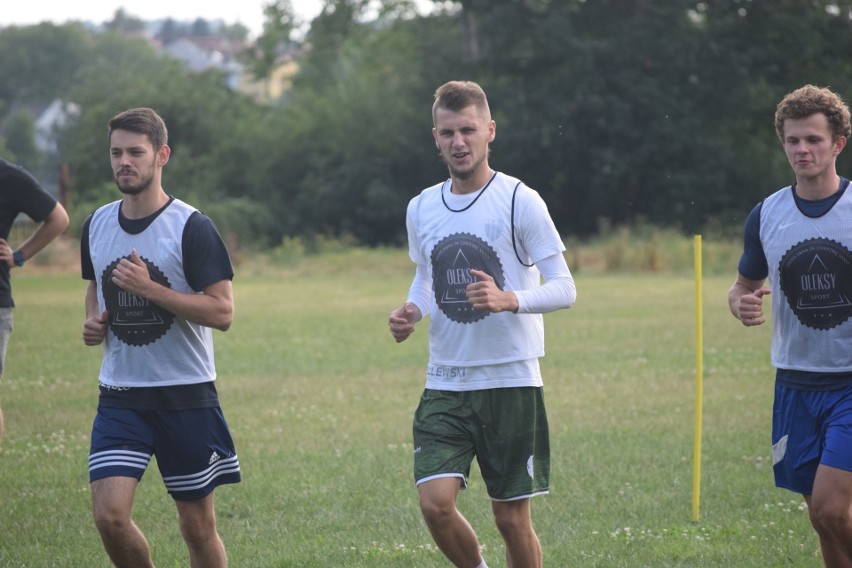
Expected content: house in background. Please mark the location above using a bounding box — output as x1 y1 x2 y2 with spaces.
1 98 80 155
161 36 300 103
33 99 81 154
162 36 246 90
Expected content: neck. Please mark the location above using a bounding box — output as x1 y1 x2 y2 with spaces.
451 168 494 195
122 187 169 220
795 171 840 201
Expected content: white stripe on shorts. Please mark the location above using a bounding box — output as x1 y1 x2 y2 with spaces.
88 449 151 472
163 455 240 493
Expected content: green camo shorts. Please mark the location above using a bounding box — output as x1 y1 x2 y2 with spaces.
413 386 550 501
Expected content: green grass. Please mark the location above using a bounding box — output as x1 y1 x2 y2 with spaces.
0 246 822 567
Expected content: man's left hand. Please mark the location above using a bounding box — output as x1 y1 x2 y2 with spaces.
467 269 518 313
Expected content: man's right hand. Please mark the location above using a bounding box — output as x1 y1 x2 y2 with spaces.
83 310 110 346
388 303 421 343
736 287 771 326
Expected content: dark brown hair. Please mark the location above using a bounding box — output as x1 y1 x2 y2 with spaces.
108 107 169 149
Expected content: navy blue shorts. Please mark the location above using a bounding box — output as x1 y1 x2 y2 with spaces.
89 405 241 501
772 381 852 495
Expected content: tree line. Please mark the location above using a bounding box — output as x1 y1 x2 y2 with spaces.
2 0 852 249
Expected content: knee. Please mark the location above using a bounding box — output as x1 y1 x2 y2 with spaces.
179 508 219 549
179 514 211 545
809 498 852 534
493 509 526 537
419 494 456 526
492 502 534 539
92 505 130 539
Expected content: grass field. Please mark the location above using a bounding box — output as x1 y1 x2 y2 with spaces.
0 245 823 567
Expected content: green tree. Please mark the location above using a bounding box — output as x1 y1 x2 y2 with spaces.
263 5 464 245
104 8 146 33
3 111 41 171
58 30 270 244
0 23 90 104
219 22 250 42
190 17 211 36
429 0 852 236
156 18 181 44
243 0 297 79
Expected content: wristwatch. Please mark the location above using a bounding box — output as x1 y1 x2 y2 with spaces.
12 250 25 267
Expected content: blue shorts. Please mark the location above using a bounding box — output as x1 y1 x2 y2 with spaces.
89 405 241 501
772 381 852 495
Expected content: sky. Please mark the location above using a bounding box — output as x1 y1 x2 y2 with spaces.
0 0 325 37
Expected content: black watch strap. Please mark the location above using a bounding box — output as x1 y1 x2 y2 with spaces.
13 250 25 267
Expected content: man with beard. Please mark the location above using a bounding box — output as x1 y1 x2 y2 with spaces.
80 107 240 567
0 159 68 443
388 81 577 568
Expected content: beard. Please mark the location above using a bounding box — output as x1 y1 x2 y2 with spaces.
114 169 154 195
441 152 487 182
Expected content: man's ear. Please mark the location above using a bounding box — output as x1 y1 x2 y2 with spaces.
157 144 171 167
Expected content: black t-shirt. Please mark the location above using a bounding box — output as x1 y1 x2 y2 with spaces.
0 159 59 307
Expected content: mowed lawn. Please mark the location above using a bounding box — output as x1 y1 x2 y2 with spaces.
0 248 820 567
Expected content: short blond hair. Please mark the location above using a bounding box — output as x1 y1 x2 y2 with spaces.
432 81 491 125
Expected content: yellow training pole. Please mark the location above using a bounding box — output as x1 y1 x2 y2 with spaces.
692 235 704 522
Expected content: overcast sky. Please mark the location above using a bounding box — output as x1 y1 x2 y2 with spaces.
0 0 325 37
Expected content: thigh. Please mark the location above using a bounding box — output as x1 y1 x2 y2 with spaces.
417 475 464 510
89 406 154 483
413 389 475 488
91 475 140 520
811 464 852 520
150 407 241 501
491 496 532 525
175 491 218 529
473 387 550 501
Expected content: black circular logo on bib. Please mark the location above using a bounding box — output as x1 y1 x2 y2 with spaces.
779 238 852 330
431 232 505 324
101 256 174 346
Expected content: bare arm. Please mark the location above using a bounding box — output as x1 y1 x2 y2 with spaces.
1 202 69 268
728 273 771 326
109 249 234 331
